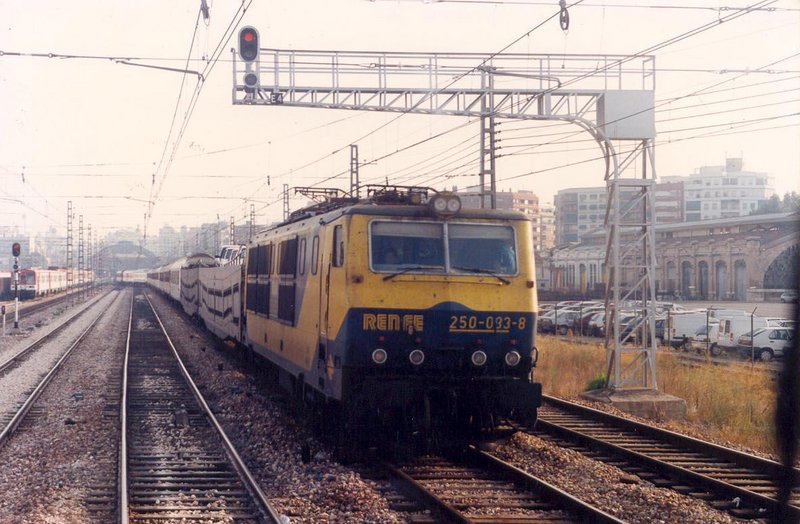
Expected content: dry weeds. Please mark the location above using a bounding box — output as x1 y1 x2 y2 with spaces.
535 336 778 455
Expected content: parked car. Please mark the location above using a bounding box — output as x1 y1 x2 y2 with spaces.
780 290 799 303
737 327 795 361
538 309 583 335
573 307 605 335
588 312 606 337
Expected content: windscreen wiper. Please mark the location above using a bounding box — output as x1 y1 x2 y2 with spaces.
382 265 444 281
451 265 511 285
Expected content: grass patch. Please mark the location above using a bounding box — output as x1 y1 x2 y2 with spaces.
535 336 778 455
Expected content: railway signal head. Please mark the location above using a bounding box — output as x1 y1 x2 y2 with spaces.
238 26 260 63
12 242 21 257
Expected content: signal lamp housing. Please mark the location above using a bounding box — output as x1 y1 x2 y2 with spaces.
238 26 260 62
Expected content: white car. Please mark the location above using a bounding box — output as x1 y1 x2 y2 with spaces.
780 290 799 303
737 327 795 361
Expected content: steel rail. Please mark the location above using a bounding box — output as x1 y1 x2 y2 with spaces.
118 288 133 524
125 291 283 523
538 394 800 520
384 447 622 523
0 291 119 447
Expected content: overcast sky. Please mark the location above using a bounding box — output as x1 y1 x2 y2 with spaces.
1 0 798 238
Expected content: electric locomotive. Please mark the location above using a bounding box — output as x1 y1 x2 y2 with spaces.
242 186 541 448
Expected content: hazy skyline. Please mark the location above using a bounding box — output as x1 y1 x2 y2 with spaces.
1 0 798 238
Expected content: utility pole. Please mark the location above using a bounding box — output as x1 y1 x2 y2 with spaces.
479 67 497 210
66 201 73 304
11 242 21 329
350 144 360 198
87 225 92 297
283 184 289 222
78 215 84 301
229 216 235 245
249 204 255 241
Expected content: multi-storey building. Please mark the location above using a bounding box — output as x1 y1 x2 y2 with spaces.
554 186 611 245
682 158 774 221
455 186 547 251
538 202 555 250
555 180 690 244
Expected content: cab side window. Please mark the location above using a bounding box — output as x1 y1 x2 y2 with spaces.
332 225 344 267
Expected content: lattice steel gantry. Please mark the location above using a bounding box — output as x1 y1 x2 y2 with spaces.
232 46 658 390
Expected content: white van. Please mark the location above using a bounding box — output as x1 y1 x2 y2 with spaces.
667 312 716 350
690 322 721 354
717 315 769 355
737 327 795 361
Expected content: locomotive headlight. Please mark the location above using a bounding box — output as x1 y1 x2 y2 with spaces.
446 197 461 214
504 350 522 367
372 348 388 365
471 350 488 366
408 349 425 366
429 192 461 218
530 346 539 365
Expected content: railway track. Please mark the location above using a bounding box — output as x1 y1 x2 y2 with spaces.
0 287 98 326
535 395 800 520
0 290 109 375
120 289 282 522
382 446 621 523
0 290 118 447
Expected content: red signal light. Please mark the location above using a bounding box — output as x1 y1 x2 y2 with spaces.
12 242 21 257
238 26 259 63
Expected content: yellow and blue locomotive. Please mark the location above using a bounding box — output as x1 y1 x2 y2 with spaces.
242 186 541 446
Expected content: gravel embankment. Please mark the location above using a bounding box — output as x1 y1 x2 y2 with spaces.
0 288 127 522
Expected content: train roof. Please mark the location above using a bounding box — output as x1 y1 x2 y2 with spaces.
278 185 531 227
341 204 530 221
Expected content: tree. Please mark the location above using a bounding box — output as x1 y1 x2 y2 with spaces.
751 192 800 215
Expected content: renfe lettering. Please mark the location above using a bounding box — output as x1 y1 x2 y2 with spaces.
363 313 424 332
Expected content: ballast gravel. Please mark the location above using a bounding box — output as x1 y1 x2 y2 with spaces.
0 288 126 523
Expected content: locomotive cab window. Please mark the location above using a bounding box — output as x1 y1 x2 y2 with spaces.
370 222 444 271
369 220 516 275
448 224 517 275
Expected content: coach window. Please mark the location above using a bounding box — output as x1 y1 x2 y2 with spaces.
246 247 257 276
299 238 307 275
333 225 344 267
279 237 299 276
256 245 268 275
311 235 319 275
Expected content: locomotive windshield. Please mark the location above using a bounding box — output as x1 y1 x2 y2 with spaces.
370 221 517 275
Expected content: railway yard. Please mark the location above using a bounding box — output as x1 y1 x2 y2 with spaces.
0 285 795 523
